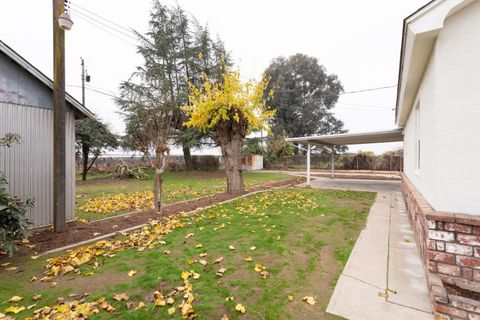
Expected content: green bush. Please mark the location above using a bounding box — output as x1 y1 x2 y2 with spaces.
0 173 34 256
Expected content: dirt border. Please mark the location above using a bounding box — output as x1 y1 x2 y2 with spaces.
26 178 304 254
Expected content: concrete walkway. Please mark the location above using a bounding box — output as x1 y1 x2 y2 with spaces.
311 177 401 193
317 179 433 320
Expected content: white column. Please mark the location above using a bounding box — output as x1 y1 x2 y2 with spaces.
331 145 335 179
307 143 311 187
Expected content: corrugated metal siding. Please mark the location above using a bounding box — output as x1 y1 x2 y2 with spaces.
0 102 76 228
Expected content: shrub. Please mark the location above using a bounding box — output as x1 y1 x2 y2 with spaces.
192 156 220 171
0 173 34 256
113 162 148 179
0 133 34 256
264 134 294 169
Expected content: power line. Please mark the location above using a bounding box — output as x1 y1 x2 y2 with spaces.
71 11 137 47
70 3 134 34
67 84 119 99
71 9 138 41
341 85 397 95
337 101 395 109
334 106 393 112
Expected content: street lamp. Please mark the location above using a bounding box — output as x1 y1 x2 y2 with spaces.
58 12 73 30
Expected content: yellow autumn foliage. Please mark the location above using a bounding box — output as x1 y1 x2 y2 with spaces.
78 191 154 214
182 69 275 134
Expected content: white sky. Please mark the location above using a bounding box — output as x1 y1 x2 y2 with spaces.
0 0 428 155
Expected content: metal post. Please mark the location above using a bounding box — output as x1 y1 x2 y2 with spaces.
306 143 311 187
81 57 85 107
53 0 66 231
331 145 335 179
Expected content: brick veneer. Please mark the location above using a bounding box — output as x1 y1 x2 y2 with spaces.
402 174 480 320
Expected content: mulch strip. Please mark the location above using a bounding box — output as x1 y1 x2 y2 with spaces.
27 178 304 254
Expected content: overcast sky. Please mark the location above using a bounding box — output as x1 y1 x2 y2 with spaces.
0 0 427 154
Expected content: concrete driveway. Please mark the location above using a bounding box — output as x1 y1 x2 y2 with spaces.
310 177 401 193
313 177 433 320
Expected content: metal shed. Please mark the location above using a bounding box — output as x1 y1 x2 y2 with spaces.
0 40 94 228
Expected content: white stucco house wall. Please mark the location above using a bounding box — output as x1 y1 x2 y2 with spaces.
397 0 480 216
396 1 480 318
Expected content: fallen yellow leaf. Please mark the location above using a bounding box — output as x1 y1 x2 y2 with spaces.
4 306 25 314
302 296 316 305
8 296 23 303
235 303 246 314
168 306 176 314
113 293 129 301
128 270 137 277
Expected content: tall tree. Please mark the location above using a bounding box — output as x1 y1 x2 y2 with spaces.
118 81 177 213
183 70 274 194
75 118 119 181
133 2 232 170
264 54 346 142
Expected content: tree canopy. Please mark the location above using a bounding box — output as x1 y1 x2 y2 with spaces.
75 118 119 181
183 70 274 135
264 53 346 138
132 1 232 169
183 70 274 194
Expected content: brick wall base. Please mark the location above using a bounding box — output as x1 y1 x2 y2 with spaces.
402 174 480 320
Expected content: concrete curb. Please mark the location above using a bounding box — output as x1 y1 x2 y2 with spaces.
39 182 303 257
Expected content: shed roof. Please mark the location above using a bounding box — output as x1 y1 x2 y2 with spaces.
0 40 94 119
286 129 403 146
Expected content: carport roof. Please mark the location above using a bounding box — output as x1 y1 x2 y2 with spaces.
286 128 404 146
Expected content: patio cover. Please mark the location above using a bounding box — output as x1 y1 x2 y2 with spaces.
286 129 404 186
286 129 404 146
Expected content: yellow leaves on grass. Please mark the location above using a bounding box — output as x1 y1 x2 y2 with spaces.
128 270 137 277
254 263 269 279
235 303 246 314
78 191 153 214
44 217 183 276
113 293 129 301
7 296 23 303
79 185 225 215
302 296 317 305
4 306 25 314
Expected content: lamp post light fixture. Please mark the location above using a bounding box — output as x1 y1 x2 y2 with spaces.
58 12 73 30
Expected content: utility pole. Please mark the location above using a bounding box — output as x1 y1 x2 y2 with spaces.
80 57 90 107
53 0 73 231
81 57 85 106
53 0 66 232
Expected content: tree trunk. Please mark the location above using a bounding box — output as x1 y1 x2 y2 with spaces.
82 145 89 181
153 171 160 211
153 172 165 212
183 145 194 171
220 135 244 195
152 152 169 214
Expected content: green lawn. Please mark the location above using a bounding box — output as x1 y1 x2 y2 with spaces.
76 171 293 221
0 188 375 319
